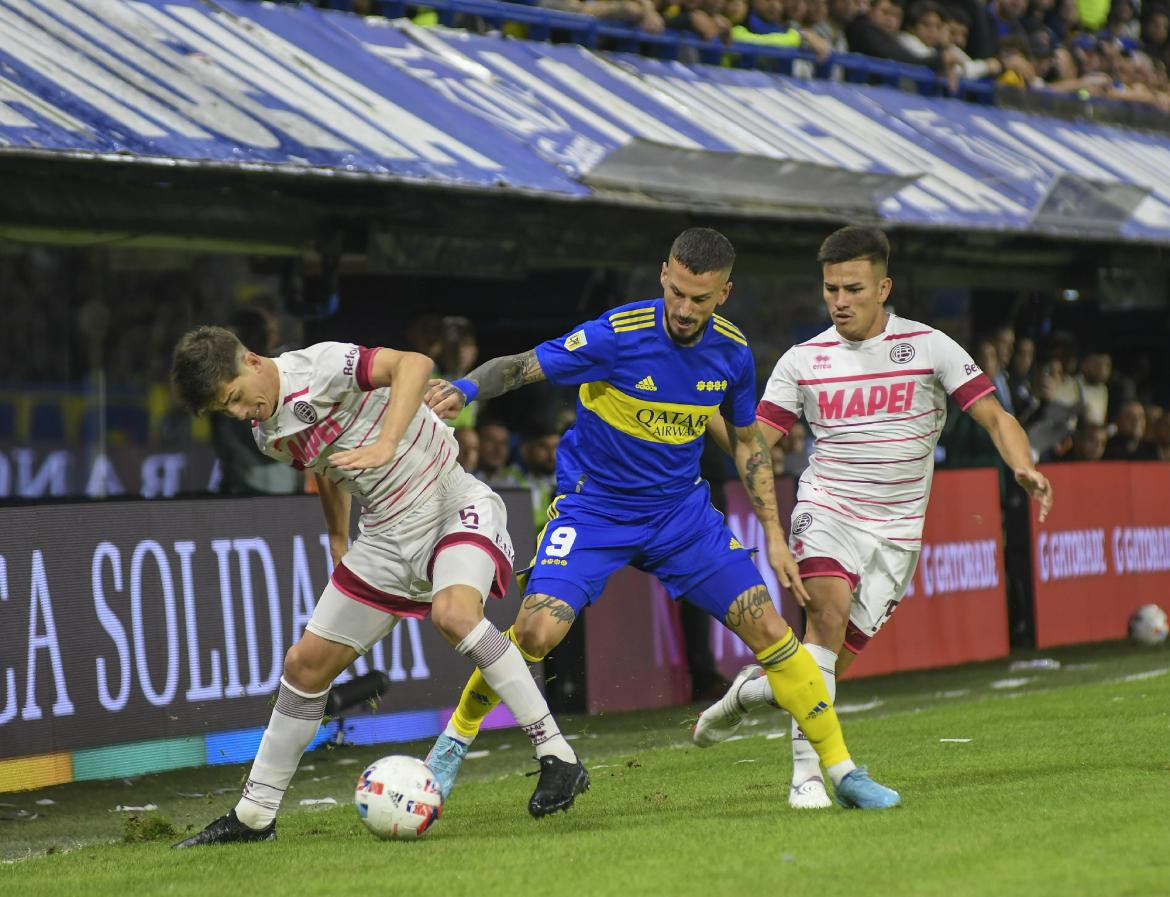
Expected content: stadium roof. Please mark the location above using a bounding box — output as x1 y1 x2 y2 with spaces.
1 0 1169 245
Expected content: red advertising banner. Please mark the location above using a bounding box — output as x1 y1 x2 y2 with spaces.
846 468 1009 678
584 469 1009 710
1033 462 1170 648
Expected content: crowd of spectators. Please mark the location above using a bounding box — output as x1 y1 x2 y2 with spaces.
320 0 1170 109
942 326 1170 466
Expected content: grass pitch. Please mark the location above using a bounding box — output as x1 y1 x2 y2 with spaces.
3 641 1168 897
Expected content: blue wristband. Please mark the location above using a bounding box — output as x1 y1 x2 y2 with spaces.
451 378 478 404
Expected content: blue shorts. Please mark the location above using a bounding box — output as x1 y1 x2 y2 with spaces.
524 481 765 621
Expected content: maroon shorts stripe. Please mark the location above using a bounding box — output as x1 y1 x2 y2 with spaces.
330 561 430 619
427 532 513 601
797 556 861 590
843 620 872 654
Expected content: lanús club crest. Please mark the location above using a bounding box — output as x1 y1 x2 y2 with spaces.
792 512 813 535
889 343 915 364
292 400 318 424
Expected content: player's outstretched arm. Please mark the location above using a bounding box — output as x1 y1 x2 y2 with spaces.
425 349 546 421
729 422 811 606
331 348 434 471
966 394 1054 522
315 472 352 568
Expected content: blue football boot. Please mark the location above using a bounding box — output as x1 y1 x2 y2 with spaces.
425 733 470 801
834 766 902 809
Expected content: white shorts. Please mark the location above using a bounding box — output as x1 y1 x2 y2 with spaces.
788 502 919 654
307 469 515 653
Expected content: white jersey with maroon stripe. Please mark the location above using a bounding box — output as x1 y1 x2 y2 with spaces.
758 314 995 545
254 342 458 533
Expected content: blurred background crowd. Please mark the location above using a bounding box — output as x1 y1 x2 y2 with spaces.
322 0 1170 110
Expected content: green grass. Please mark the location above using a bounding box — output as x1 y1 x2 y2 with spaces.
3 641 1169 897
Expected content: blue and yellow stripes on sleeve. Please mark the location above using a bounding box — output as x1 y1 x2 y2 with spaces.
610 306 656 333
579 381 721 444
712 314 747 346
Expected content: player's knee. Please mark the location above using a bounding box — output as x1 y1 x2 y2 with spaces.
283 642 331 692
805 601 850 642
512 615 556 660
430 587 484 644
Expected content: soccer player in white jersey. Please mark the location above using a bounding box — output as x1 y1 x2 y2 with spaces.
169 326 586 847
695 226 1053 808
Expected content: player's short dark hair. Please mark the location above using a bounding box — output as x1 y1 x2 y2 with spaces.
669 228 736 275
817 225 890 271
171 325 245 414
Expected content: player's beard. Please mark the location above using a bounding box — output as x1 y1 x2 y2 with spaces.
666 314 703 346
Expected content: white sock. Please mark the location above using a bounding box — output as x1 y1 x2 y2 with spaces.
442 718 473 745
737 674 779 711
791 643 839 785
235 677 329 829
456 619 576 764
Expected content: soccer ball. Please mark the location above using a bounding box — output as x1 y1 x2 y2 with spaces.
1128 603 1169 646
354 755 443 840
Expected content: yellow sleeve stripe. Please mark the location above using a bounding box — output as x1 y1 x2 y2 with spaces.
609 306 656 322
712 323 748 346
613 321 656 333
712 314 745 338
611 312 654 326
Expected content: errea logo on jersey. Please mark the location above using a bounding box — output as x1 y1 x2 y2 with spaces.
564 330 588 351
813 354 832 371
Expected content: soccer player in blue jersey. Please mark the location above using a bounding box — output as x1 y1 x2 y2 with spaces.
423 228 900 814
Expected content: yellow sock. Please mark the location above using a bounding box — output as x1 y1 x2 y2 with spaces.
449 627 542 740
757 629 851 768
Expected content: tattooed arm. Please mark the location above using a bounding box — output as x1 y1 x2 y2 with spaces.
729 422 810 606
425 349 546 420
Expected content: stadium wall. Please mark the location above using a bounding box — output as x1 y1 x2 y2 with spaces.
0 491 534 792
11 463 1165 791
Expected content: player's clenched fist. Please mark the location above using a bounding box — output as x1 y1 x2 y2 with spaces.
425 378 467 420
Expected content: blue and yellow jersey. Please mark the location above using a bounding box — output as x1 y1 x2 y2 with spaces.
535 298 756 498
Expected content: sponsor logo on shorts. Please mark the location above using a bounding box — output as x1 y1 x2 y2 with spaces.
292 400 318 424
792 512 813 535
890 343 915 364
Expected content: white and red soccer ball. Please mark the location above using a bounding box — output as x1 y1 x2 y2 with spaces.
354 755 443 840
1128 603 1169 646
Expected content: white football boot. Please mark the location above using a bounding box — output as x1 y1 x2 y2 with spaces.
692 664 766 748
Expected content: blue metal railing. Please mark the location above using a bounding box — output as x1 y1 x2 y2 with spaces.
311 0 997 104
